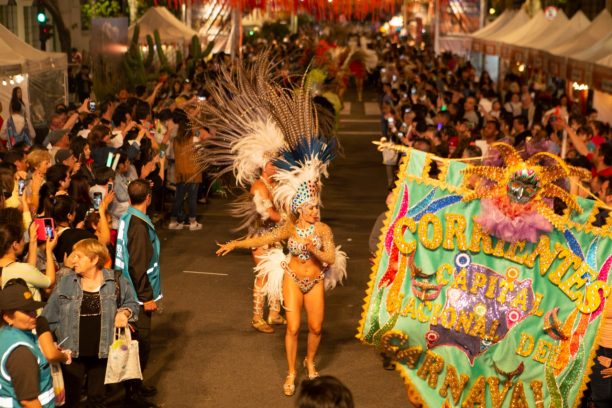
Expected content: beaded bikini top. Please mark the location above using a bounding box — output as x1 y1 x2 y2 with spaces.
288 224 322 261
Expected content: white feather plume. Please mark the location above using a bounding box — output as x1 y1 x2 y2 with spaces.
324 246 348 291
231 118 286 186
254 248 287 306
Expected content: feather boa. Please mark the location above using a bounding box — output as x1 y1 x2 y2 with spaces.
476 198 552 243
324 246 348 290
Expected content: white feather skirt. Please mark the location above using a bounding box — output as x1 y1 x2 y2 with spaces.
254 246 349 306
324 246 348 290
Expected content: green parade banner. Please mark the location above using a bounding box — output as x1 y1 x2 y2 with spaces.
358 145 612 407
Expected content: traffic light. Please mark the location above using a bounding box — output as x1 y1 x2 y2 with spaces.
39 23 53 50
36 8 46 24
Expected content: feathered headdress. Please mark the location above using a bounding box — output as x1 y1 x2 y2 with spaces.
272 130 337 214
191 55 286 187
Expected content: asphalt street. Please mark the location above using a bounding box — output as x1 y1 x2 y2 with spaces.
145 88 412 407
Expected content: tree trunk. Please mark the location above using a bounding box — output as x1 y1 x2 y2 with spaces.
42 0 71 53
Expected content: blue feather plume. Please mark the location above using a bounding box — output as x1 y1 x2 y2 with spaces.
273 136 337 171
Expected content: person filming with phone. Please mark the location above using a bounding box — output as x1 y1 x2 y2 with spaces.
0 220 57 301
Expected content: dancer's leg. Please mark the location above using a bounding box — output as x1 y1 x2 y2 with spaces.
251 248 274 333
303 281 324 377
283 275 304 376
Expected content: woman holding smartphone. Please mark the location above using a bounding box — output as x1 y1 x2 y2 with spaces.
0 219 57 301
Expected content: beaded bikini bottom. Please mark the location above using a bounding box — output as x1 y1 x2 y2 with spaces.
282 262 324 294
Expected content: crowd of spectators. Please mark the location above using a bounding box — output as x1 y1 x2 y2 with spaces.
374 42 611 213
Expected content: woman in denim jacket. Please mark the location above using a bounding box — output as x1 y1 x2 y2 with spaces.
43 238 139 407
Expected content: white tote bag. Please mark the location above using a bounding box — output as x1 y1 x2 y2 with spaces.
104 327 143 384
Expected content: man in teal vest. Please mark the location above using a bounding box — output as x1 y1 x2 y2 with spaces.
0 282 54 407
115 179 161 407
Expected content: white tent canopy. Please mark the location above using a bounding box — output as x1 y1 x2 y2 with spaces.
0 23 67 130
495 11 552 45
483 9 531 41
528 11 590 51
597 53 612 67
511 11 568 47
128 7 198 44
550 10 612 57
471 10 516 39
0 23 66 76
572 31 612 63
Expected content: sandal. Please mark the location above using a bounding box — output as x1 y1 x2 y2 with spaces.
283 372 296 396
251 318 274 334
267 315 287 325
303 357 320 380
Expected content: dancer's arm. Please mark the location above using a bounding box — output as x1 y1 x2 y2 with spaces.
216 223 292 256
309 223 336 265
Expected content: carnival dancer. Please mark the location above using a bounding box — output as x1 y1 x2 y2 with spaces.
191 58 288 333
340 36 378 102
215 77 347 396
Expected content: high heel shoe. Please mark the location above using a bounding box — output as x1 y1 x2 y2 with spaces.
283 372 296 396
267 315 287 325
303 358 320 380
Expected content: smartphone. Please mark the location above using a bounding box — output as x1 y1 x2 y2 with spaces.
159 150 166 159
387 118 395 124
34 218 55 241
411 87 417 95
197 96 206 102
437 123 443 131
107 183 113 193
89 101 96 112
392 75 397 82
93 192 102 210
18 179 25 196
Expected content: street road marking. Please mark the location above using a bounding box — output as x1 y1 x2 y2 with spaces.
340 119 380 123
340 102 351 115
183 271 229 276
337 131 379 135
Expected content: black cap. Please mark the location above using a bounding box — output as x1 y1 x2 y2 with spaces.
0 283 45 312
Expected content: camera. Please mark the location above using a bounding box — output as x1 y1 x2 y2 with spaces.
89 101 96 112
107 183 113 193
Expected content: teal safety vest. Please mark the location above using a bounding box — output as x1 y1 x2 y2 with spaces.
115 206 162 304
0 326 54 407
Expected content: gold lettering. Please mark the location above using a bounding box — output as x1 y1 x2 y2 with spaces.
430 303 443 326
440 307 457 330
504 241 527 265
393 217 417 254
549 246 581 285
436 263 453 286
401 296 417 319
439 365 469 404
453 269 468 291
461 376 486 407
417 303 430 323
492 239 506 258
516 333 534 357
470 272 487 295
397 346 423 369
496 279 515 304
531 293 545 317
417 213 443 250
488 320 500 341
533 340 553 364
523 236 560 275
578 280 611 314
468 221 493 255
443 214 468 251
508 381 529 408
530 380 544 408
416 351 445 389
485 275 499 299
487 377 512 408
469 316 487 339
455 310 474 335
510 288 529 311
